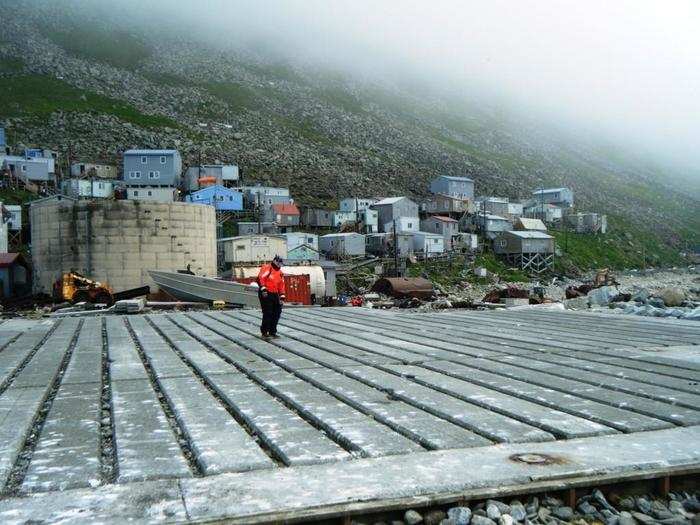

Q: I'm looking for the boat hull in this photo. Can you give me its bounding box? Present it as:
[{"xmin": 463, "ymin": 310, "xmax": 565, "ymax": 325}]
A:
[{"xmin": 148, "ymin": 270, "xmax": 260, "ymax": 307}]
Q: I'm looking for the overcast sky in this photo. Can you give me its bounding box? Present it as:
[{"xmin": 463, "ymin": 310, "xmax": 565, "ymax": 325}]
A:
[{"xmin": 87, "ymin": 1, "xmax": 700, "ymax": 175}]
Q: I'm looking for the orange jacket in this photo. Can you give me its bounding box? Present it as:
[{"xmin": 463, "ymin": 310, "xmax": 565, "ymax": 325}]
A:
[{"xmin": 257, "ymin": 264, "xmax": 286, "ymax": 295}]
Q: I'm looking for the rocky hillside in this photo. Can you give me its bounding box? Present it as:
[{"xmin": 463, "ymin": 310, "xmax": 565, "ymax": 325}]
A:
[{"xmin": 1, "ymin": 2, "xmax": 698, "ymax": 258}]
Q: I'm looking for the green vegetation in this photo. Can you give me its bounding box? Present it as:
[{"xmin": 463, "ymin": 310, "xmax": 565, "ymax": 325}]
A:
[
  {"xmin": 202, "ymin": 82, "xmax": 258, "ymax": 112},
  {"xmin": 0, "ymin": 188, "xmax": 39, "ymax": 206},
  {"xmin": 552, "ymin": 215, "xmax": 688, "ymax": 273},
  {"xmin": 47, "ymin": 28, "xmax": 150, "ymax": 69},
  {"xmin": 316, "ymin": 87, "xmax": 366, "ymax": 115},
  {"xmin": 0, "ymin": 56, "xmax": 24, "ymax": 74},
  {"xmin": 407, "ymin": 253, "xmax": 528, "ymax": 286},
  {"xmin": 0, "ymin": 75, "xmax": 178, "ymax": 129}
]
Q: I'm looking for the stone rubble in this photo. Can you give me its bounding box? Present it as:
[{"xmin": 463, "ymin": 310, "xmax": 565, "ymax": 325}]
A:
[{"xmin": 370, "ymin": 492, "xmax": 699, "ymax": 525}]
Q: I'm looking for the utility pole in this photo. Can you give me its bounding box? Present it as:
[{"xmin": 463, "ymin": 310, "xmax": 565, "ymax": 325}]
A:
[
  {"xmin": 393, "ymin": 218, "xmax": 399, "ymax": 277},
  {"xmin": 257, "ymin": 192, "xmax": 262, "ymax": 234}
]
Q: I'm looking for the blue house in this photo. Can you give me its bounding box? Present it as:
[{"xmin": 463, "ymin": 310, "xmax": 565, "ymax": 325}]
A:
[
  {"xmin": 122, "ymin": 149, "xmax": 182, "ymax": 187},
  {"xmin": 185, "ymin": 185, "xmax": 243, "ymax": 211},
  {"xmin": 429, "ymin": 176, "xmax": 475, "ymax": 200}
]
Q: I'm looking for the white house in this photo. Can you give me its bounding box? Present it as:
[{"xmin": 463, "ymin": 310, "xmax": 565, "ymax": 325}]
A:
[
  {"xmin": 384, "ymin": 216, "xmax": 419, "ymax": 234},
  {"xmin": 411, "ymin": 232, "xmax": 445, "ymax": 254},
  {"xmin": 339, "ymin": 198, "xmax": 378, "ymax": 213}
]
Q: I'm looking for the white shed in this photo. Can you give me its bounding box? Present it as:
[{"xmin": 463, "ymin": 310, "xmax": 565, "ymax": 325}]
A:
[
  {"xmin": 412, "ymin": 232, "xmax": 445, "ymax": 254},
  {"xmin": 319, "ymin": 233, "xmax": 366, "ymax": 257},
  {"xmin": 219, "ymin": 235, "xmax": 287, "ymax": 265}
]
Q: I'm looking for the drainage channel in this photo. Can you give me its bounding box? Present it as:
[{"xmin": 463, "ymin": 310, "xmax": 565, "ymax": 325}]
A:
[
  {"xmin": 166, "ymin": 314, "xmax": 369, "ymax": 457},
  {"xmin": 0, "ymin": 332, "xmax": 23, "ymax": 355},
  {"xmin": 0, "ymin": 321, "xmax": 62, "ymax": 396},
  {"xmin": 191, "ymin": 312, "xmax": 501, "ymax": 446},
  {"xmin": 2, "ymin": 320, "xmax": 82, "ymax": 496},
  {"xmin": 99, "ymin": 317, "xmax": 117, "ymax": 484},
  {"xmin": 143, "ymin": 316, "xmax": 286, "ymax": 467},
  {"xmin": 123, "ymin": 317, "xmax": 203, "ymax": 477}
]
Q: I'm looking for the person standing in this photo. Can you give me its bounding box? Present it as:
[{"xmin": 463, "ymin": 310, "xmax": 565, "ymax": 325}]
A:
[{"xmin": 256, "ymin": 255, "xmax": 285, "ymax": 338}]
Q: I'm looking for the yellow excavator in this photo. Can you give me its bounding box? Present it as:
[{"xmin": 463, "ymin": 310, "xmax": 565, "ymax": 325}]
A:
[{"xmin": 53, "ymin": 272, "xmax": 115, "ymax": 305}]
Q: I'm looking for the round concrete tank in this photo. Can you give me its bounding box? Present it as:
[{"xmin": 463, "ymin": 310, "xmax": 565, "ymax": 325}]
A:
[{"xmin": 30, "ymin": 197, "xmax": 217, "ymax": 294}]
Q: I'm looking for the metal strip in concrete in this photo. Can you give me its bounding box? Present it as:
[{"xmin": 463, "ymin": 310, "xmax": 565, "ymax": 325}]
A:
[
  {"xmin": 331, "ymin": 308, "xmax": 700, "ymax": 381},
  {"xmin": 443, "ymin": 310, "xmax": 695, "ymax": 347},
  {"xmin": 0, "ymin": 321, "xmax": 57, "ymax": 389},
  {"xmin": 315, "ymin": 308, "xmax": 700, "ymax": 394},
  {"xmin": 176, "ymin": 313, "xmax": 429, "ymax": 457},
  {"xmin": 279, "ymin": 309, "xmax": 700, "ymax": 424},
  {"xmin": 20, "ymin": 320, "xmax": 104, "ymax": 493},
  {"xmin": 0, "ymin": 319, "xmax": 81, "ymax": 492},
  {"xmin": 153, "ymin": 315, "xmax": 352, "ymax": 466},
  {"xmin": 126, "ymin": 317, "xmax": 274, "ymax": 475},
  {"xmin": 489, "ymin": 310, "xmax": 700, "ymax": 345},
  {"xmin": 224, "ymin": 312, "xmax": 556, "ymax": 443},
  {"xmin": 105, "ymin": 318, "xmax": 191, "ymax": 483}
]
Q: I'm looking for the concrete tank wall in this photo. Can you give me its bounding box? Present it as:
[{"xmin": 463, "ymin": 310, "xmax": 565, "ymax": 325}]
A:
[{"xmin": 30, "ymin": 199, "xmax": 217, "ymax": 294}]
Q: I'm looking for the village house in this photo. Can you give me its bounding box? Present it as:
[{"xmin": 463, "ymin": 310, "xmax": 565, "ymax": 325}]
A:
[
  {"xmin": 372, "ymin": 197, "xmax": 419, "ymax": 233},
  {"xmin": 70, "ymin": 162, "xmax": 118, "ymax": 179},
  {"xmin": 126, "ymin": 186, "xmax": 177, "ymax": 203},
  {"xmin": 0, "ymin": 252, "xmax": 31, "ymax": 299},
  {"xmin": 237, "ymin": 222, "xmax": 279, "ymax": 235},
  {"xmin": 429, "ymin": 175, "xmax": 474, "ymax": 200},
  {"xmin": 384, "ymin": 216, "xmax": 419, "ymax": 234},
  {"xmin": 61, "ymin": 179, "xmax": 114, "ymax": 199},
  {"xmin": 184, "ymin": 164, "xmax": 240, "ymax": 192},
  {"xmin": 1, "ymin": 155, "xmax": 54, "ymax": 183},
  {"xmin": 424, "ymin": 194, "xmax": 474, "ymax": 215},
  {"xmin": 265, "ymin": 202, "xmax": 300, "ymax": 228},
  {"xmin": 412, "ymin": 231, "xmax": 445, "ymax": 255},
  {"xmin": 301, "ymin": 207, "xmax": 333, "ymax": 228},
  {"xmin": 532, "ymin": 187, "xmax": 574, "ymax": 208},
  {"xmin": 523, "ymin": 202, "xmax": 564, "ymax": 223},
  {"xmin": 123, "ymin": 149, "xmax": 182, "ymax": 187},
  {"xmin": 319, "ymin": 232, "xmax": 366, "ymax": 258},
  {"xmin": 421, "ymin": 215, "xmax": 459, "ymax": 250},
  {"xmin": 358, "ymin": 208, "xmax": 379, "ymax": 233},
  {"xmin": 185, "ymin": 185, "xmax": 243, "ymax": 211},
  {"xmin": 242, "ymin": 185, "xmax": 291, "ymax": 208},
  {"xmin": 493, "ymin": 230, "xmax": 555, "ymax": 273},
  {"xmin": 514, "ymin": 217, "xmax": 548, "ymax": 232},
  {"xmin": 468, "ymin": 214, "xmax": 512, "ymax": 239},
  {"xmin": 507, "ymin": 202, "xmax": 524, "ymax": 219},
  {"xmin": 332, "ymin": 211, "xmax": 356, "ymax": 228},
  {"xmin": 477, "ymin": 197, "xmax": 510, "ymax": 217},
  {"xmin": 366, "ymin": 232, "xmax": 413, "ymax": 257},
  {"xmin": 284, "ymin": 232, "xmax": 320, "ymax": 261},
  {"xmin": 339, "ymin": 198, "xmax": 378, "ymax": 213},
  {"xmin": 218, "ymin": 235, "xmax": 287, "ymax": 266},
  {"xmin": 566, "ymin": 212, "xmax": 608, "ymax": 234}
]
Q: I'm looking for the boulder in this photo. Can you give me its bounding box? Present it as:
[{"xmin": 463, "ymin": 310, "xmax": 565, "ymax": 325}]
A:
[
  {"xmin": 656, "ymin": 287, "xmax": 686, "ymax": 307},
  {"xmin": 565, "ymin": 296, "xmax": 589, "ymax": 310},
  {"xmin": 587, "ymin": 286, "xmax": 619, "ymax": 306}
]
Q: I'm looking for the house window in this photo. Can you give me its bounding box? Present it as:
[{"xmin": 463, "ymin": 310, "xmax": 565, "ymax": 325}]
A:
[
  {"xmin": 130, "ymin": 171, "xmax": 141, "ymax": 179},
  {"xmin": 141, "ymin": 156, "xmax": 147, "ymax": 164},
  {"xmin": 21, "ymin": 165, "xmax": 27, "ymax": 172},
  {"xmin": 498, "ymin": 240, "xmax": 507, "ymax": 247},
  {"xmin": 308, "ymin": 237, "xmax": 314, "ymax": 243},
  {"xmin": 160, "ymin": 156, "xmax": 166, "ymax": 164},
  {"xmin": 148, "ymin": 171, "xmax": 160, "ymax": 179},
  {"xmin": 147, "ymin": 191, "xmax": 153, "ymax": 196},
  {"xmin": 407, "ymin": 222, "xmax": 413, "ymax": 228},
  {"xmin": 133, "ymin": 190, "xmax": 139, "ymax": 197},
  {"xmin": 435, "ymin": 224, "xmax": 439, "ymax": 232}
]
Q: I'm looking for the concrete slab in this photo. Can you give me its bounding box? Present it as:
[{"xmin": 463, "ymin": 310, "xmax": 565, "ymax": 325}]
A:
[{"xmin": 0, "ymin": 308, "xmax": 698, "ymax": 523}]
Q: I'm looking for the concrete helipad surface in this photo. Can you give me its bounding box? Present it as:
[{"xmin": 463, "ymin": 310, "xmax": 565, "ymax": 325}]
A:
[{"xmin": 0, "ymin": 308, "xmax": 699, "ymax": 523}]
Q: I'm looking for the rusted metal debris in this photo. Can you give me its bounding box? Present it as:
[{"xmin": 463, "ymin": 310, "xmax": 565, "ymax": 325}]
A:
[{"xmin": 371, "ymin": 277, "xmax": 435, "ymax": 299}]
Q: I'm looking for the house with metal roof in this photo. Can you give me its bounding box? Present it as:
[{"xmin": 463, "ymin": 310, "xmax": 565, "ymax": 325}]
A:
[
  {"xmin": 184, "ymin": 164, "xmax": 240, "ymax": 192},
  {"xmin": 371, "ymin": 197, "xmax": 419, "ymax": 233},
  {"xmin": 185, "ymin": 185, "xmax": 243, "ymax": 211},
  {"xmin": 122, "ymin": 149, "xmax": 182, "ymax": 187},
  {"xmin": 0, "ymin": 252, "xmax": 31, "ymax": 299},
  {"xmin": 493, "ymin": 230, "xmax": 555, "ymax": 273},
  {"xmin": 429, "ymin": 175, "xmax": 474, "ymax": 200},
  {"xmin": 411, "ymin": 231, "xmax": 445, "ymax": 255},
  {"xmin": 532, "ymin": 187, "xmax": 574, "ymax": 208},
  {"xmin": 265, "ymin": 202, "xmax": 300, "ymax": 228},
  {"xmin": 514, "ymin": 217, "xmax": 547, "ymax": 232},
  {"xmin": 421, "ymin": 215, "xmax": 459, "ymax": 249},
  {"xmin": 319, "ymin": 232, "xmax": 366, "ymax": 257}
]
